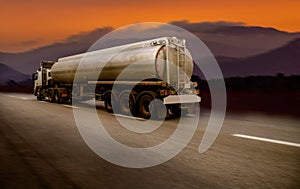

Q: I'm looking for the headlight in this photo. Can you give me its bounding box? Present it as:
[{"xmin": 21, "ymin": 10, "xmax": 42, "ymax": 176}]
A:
[{"xmin": 193, "ymin": 82, "xmax": 198, "ymax": 87}]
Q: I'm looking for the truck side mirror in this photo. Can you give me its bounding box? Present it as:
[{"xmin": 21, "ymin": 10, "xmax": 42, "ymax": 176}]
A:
[{"xmin": 32, "ymin": 73, "xmax": 38, "ymax": 80}]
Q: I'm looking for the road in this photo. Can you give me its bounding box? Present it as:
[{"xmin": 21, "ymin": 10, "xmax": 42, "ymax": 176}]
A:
[{"xmin": 0, "ymin": 93, "xmax": 299, "ymax": 188}]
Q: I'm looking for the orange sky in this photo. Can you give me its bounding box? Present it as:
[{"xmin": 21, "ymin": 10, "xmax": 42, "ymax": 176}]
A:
[{"xmin": 1, "ymin": 0, "xmax": 300, "ymax": 52}]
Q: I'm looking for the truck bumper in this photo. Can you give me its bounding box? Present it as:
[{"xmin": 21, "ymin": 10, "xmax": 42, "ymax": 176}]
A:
[{"xmin": 163, "ymin": 95, "xmax": 201, "ymax": 104}]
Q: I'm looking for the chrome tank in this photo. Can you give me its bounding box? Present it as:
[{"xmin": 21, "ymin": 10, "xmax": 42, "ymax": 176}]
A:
[{"xmin": 51, "ymin": 37, "xmax": 193, "ymax": 85}]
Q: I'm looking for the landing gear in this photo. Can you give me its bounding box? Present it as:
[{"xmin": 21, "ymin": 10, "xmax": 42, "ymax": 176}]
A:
[
  {"xmin": 104, "ymin": 92, "xmax": 114, "ymax": 113},
  {"xmin": 54, "ymin": 90, "xmax": 61, "ymax": 103}
]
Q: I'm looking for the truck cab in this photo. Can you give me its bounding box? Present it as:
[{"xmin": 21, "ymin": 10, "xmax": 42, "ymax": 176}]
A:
[{"xmin": 33, "ymin": 61, "xmax": 55, "ymax": 100}]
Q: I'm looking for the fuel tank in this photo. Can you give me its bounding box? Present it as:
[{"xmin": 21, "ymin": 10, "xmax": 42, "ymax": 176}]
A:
[{"xmin": 51, "ymin": 37, "xmax": 193, "ymax": 85}]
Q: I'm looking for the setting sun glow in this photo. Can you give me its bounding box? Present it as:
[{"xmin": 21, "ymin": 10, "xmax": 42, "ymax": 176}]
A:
[{"xmin": 1, "ymin": 0, "xmax": 299, "ymax": 52}]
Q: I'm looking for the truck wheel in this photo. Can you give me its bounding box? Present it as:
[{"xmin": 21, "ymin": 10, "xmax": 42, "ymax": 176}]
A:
[
  {"xmin": 37, "ymin": 96, "xmax": 43, "ymax": 101},
  {"xmin": 119, "ymin": 92, "xmax": 134, "ymax": 116},
  {"xmin": 138, "ymin": 94, "xmax": 167, "ymax": 119},
  {"xmin": 48, "ymin": 90, "xmax": 54, "ymax": 103},
  {"xmin": 138, "ymin": 94, "xmax": 153, "ymax": 119},
  {"xmin": 36, "ymin": 88, "xmax": 44, "ymax": 101},
  {"xmin": 104, "ymin": 93, "xmax": 114, "ymax": 113}
]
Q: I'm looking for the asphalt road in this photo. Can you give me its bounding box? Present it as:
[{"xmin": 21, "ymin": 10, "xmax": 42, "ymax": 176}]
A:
[{"xmin": 0, "ymin": 93, "xmax": 299, "ymax": 189}]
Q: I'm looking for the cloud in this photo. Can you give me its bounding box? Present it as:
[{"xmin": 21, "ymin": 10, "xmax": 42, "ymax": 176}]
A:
[
  {"xmin": 65, "ymin": 27, "xmax": 114, "ymax": 43},
  {"xmin": 170, "ymin": 20, "xmax": 245, "ymax": 33},
  {"xmin": 18, "ymin": 39, "xmax": 41, "ymax": 46},
  {"xmin": 62, "ymin": 20, "xmax": 245, "ymax": 48}
]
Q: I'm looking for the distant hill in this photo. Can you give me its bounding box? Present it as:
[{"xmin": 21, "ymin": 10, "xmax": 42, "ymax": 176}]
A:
[
  {"xmin": 0, "ymin": 63, "xmax": 30, "ymax": 84},
  {"xmin": 219, "ymin": 38, "xmax": 300, "ymax": 76},
  {"xmin": 0, "ymin": 42, "xmax": 96, "ymax": 75}
]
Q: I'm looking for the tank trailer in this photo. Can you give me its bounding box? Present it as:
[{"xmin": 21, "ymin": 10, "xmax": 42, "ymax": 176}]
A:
[{"xmin": 33, "ymin": 37, "xmax": 201, "ymax": 118}]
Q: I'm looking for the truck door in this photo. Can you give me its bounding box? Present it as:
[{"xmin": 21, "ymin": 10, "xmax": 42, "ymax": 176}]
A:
[{"xmin": 42, "ymin": 68, "xmax": 47, "ymax": 86}]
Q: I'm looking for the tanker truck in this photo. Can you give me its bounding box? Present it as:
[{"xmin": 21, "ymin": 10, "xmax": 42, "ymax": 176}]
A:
[{"xmin": 32, "ymin": 37, "xmax": 201, "ymax": 119}]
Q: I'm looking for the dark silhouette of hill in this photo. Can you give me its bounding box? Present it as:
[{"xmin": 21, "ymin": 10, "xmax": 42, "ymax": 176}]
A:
[
  {"xmin": 0, "ymin": 63, "xmax": 30, "ymax": 84},
  {"xmin": 0, "ymin": 42, "xmax": 95, "ymax": 75},
  {"xmin": 219, "ymin": 38, "xmax": 300, "ymax": 76}
]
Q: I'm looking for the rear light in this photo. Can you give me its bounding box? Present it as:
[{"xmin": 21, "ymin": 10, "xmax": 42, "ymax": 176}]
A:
[
  {"xmin": 160, "ymin": 90, "xmax": 171, "ymax": 96},
  {"xmin": 194, "ymin": 89, "xmax": 200, "ymax": 95},
  {"xmin": 170, "ymin": 90, "xmax": 176, "ymax": 95},
  {"xmin": 61, "ymin": 89, "xmax": 68, "ymax": 97}
]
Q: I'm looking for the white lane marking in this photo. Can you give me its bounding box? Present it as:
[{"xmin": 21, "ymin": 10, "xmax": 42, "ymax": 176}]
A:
[
  {"xmin": 113, "ymin": 114, "xmax": 146, "ymax": 121},
  {"xmin": 232, "ymin": 134, "xmax": 300, "ymax": 148},
  {"xmin": 8, "ymin": 95, "xmax": 28, "ymax": 100},
  {"xmin": 63, "ymin": 105, "xmax": 79, "ymax": 109}
]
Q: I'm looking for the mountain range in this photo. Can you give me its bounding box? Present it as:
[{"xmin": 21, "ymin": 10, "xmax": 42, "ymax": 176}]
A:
[
  {"xmin": 218, "ymin": 38, "xmax": 300, "ymax": 76},
  {"xmin": 0, "ymin": 21, "xmax": 299, "ymax": 84},
  {"xmin": 0, "ymin": 63, "xmax": 30, "ymax": 84}
]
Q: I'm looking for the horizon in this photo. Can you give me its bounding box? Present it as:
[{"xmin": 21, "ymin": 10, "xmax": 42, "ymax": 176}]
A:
[{"xmin": 1, "ymin": 0, "xmax": 300, "ymax": 52}]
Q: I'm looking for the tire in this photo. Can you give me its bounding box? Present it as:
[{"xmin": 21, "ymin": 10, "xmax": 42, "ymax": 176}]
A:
[
  {"xmin": 119, "ymin": 93, "xmax": 134, "ymax": 116},
  {"xmin": 104, "ymin": 93, "xmax": 114, "ymax": 113},
  {"xmin": 138, "ymin": 94, "xmax": 153, "ymax": 119},
  {"xmin": 48, "ymin": 90, "xmax": 54, "ymax": 103},
  {"xmin": 138, "ymin": 94, "xmax": 167, "ymax": 119},
  {"xmin": 36, "ymin": 88, "xmax": 44, "ymax": 101}
]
